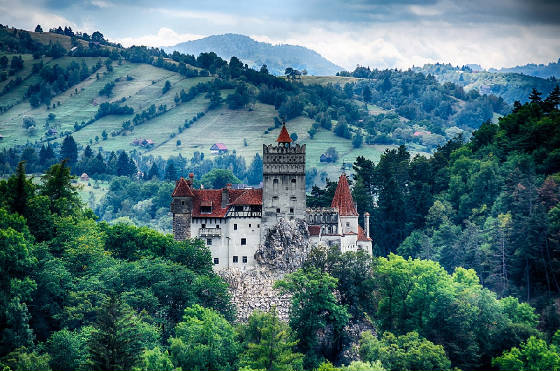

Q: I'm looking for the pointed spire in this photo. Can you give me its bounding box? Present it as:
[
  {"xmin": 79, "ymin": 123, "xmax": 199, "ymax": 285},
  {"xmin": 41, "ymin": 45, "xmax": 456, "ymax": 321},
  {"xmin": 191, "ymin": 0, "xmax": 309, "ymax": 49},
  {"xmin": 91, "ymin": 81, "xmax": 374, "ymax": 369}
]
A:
[
  {"xmin": 331, "ymin": 174, "xmax": 358, "ymax": 216},
  {"xmin": 276, "ymin": 123, "xmax": 293, "ymax": 143},
  {"xmin": 172, "ymin": 177, "xmax": 195, "ymax": 197}
]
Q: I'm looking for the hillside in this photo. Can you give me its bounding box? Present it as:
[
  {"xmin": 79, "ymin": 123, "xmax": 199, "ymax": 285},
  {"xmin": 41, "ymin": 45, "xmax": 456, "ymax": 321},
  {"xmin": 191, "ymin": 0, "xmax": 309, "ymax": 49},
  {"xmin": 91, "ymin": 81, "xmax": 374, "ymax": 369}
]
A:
[
  {"xmin": 412, "ymin": 63, "xmax": 558, "ymax": 104},
  {"xmin": 490, "ymin": 58, "xmax": 560, "ymax": 79},
  {"xmin": 0, "ymin": 26, "xmax": 516, "ymax": 186},
  {"xmin": 166, "ymin": 33, "xmax": 342, "ymax": 76}
]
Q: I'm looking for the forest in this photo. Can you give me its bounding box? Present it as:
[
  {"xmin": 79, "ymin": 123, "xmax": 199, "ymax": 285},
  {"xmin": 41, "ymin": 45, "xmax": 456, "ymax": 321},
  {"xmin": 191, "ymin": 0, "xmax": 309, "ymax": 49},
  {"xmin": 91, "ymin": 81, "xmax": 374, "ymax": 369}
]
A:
[
  {"xmin": 1, "ymin": 23, "xmax": 560, "ymax": 371},
  {"xmin": 0, "ymin": 86, "xmax": 559, "ymax": 371}
]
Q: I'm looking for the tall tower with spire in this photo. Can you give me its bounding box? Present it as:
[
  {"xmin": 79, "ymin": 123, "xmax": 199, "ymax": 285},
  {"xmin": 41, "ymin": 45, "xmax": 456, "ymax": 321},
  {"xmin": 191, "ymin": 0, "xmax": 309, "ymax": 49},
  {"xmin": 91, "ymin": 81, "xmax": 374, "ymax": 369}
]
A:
[{"xmin": 261, "ymin": 124, "xmax": 306, "ymax": 239}]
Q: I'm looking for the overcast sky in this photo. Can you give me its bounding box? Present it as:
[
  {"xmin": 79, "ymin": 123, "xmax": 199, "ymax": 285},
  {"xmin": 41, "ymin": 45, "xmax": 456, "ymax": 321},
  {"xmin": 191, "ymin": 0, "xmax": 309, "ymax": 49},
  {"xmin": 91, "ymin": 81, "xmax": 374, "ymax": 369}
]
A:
[{"xmin": 1, "ymin": 0, "xmax": 559, "ymax": 70}]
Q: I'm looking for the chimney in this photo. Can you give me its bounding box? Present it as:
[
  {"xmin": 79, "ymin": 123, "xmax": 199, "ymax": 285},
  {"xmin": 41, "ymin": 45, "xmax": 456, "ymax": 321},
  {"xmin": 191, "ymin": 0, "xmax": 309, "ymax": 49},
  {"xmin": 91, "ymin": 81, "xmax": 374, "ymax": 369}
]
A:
[
  {"xmin": 364, "ymin": 212, "xmax": 370, "ymax": 238},
  {"xmin": 222, "ymin": 187, "xmax": 229, "ymax": 208}
]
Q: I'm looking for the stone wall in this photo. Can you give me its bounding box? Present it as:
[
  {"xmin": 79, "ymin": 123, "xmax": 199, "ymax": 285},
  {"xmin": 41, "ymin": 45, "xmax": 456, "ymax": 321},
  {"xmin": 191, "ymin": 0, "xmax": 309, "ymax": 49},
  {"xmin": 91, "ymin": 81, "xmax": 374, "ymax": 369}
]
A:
[
  {"xmin": 219, "ymin": 268, "xmax": 292, "ymax": 322},
  {"xmin": 220, "ymin": 218, "xmax": 311, "ymax": 322}
]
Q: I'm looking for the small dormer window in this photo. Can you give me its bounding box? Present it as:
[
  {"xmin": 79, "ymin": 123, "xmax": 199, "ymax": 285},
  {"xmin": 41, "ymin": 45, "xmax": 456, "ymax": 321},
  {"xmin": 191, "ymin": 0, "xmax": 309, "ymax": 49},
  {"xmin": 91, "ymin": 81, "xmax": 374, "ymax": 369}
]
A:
[{"xmin": 201, "ymin": 206, "xmax": 212, "ymax": 214}]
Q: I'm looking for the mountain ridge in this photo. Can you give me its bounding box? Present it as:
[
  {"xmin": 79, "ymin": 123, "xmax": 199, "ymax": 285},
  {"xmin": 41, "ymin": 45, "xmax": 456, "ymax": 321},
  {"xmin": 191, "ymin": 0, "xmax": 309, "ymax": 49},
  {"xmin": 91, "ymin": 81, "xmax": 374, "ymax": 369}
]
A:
[{"xmin": 165, "ymin": 33, "xmax": 342, "ymax": 76}]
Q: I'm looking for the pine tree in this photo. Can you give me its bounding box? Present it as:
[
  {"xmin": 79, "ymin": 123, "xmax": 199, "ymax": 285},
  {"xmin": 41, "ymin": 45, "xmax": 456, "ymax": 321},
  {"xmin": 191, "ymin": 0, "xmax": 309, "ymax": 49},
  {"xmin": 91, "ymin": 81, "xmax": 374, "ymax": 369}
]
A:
[
  {"xmin": 84, "ymin": 145, "xmax": 94, "ymax": 159},
  {"xmin": 8, "ymin": 161, "xmax": 34, "ymax": 216},
  {"xmin": 543, "ymin": 85, "xmax": 560, "ymax": 112},
  {"xmin": 106, "ymin": 152, "xmax": 117, "ymax": 175},
  {"xmin": 164, "ymin": 159, "xmax": 177, "ymax": 181},
  {"xmin": 146, "ymin": 162, "xmax": 160, "ymax": 180},
  {"xmin": 60, "ymin": 135, "xmax": 78, "ymax": 166},
  {"xmin": 41, "ymin": 160, "xmax": 80, "ymax": 216},
  {"xmin": 38, "ymin": 145, "xmax": 48, "ymax": 166},
  {"xmin": 88, "ymin": 296, "xmax": 143, "ymax": 371},
  {"xmin": 92, "ymin": 152, "xmax": 107, "ymax": 174},
  {"xmin": 116, "ymin": 152, "xmax": 134, "ymax": 177},
  {"xmin": 529, "ymin": 88, "xmax": 542, "ymax": 103}
]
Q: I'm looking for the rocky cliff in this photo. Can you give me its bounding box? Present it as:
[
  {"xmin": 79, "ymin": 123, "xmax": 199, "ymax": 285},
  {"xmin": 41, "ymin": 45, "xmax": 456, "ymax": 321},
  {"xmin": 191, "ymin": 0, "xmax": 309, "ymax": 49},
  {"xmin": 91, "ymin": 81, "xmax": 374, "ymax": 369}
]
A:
[{"xmin": 219, "ymin": 218, "xmax": 311, "ymax": 322}]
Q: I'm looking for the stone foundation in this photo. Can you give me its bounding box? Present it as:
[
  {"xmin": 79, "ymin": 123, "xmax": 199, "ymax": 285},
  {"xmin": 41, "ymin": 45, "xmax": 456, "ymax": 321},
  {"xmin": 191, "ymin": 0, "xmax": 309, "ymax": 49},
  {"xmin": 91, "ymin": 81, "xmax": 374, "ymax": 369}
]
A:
[
  {"xmin": 219, "ymin": 268, "xmax": 292, "ymax": 322},
  {"xmin": 220, "ymin": 218, "xmax": 311, "ymax": 322}
]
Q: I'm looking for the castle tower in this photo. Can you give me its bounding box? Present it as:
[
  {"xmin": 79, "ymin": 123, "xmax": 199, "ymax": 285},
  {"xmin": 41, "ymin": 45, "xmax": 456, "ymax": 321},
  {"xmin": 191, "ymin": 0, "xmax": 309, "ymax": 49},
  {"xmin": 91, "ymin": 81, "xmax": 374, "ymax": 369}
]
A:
[
  {"xmin": 261, "ymin": 124, "xmax": 306, "ymax": 238},
  {"xmin": 331, "ymin": 173, "xmax": 359, "ymax": 234},
  {"xmin": 171, "ymin": 174, "xmax": 194, "ymax": 240}
]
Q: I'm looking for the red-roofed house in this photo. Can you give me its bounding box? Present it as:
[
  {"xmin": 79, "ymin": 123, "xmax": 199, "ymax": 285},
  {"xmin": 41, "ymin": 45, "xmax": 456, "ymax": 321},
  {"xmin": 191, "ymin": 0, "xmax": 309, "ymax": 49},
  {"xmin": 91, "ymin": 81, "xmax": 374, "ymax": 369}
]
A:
[{"xmin": 210, "ymin": 143, "xmax": 228, "ymax": 154}]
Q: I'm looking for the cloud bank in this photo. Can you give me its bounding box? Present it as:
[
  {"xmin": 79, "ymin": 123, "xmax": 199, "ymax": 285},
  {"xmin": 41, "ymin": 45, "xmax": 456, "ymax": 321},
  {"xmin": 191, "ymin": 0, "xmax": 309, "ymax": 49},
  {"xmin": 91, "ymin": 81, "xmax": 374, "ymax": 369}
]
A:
[{"xmin": 1, "ymin": 0, "xmax": 559, "ymax": 70}]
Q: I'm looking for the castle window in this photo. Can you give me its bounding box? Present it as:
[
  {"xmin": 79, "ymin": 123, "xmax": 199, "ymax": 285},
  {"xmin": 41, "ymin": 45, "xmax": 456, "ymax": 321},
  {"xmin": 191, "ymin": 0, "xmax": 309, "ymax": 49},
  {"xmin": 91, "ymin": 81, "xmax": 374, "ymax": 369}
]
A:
[
  {"xmin": 181, "ymin": 201, "xmax": 185, "ymax": 205},
  {"xmin": 249, "ymin": 224, "xmax": 251, "ymax": 228},
  {"xmin": 346, "ymin": 222, "xmax": 350, "ymax": 227},
  {"xmin": 290, "ymin": 196, "xmax": 297, "ymax": 202},
  {"xmin": 273, "ymin": 178, "xmax": 279, "ymax": 192},
  {"xmin": 241, "ymin": 238, "xmax": 247, "ymax": 245},
  {"xmin": 234, "ymin": 224, "xmax": 237, "ymax": 230},
  {"xmin": 243, "ymin": 256, "xmax": 248, "ymax": 263},
  {"xmin": 291, "ymin": 178, "xmax": 296, "ymax": 190},
  {"xmin": 201, "ymin": 205, "xmax": 212, "ymax": 214},
  {"xmin": 257, "ymin": 224, "xmax": 260, "ymax": 228},
  {"xmin": 213, "ymin": 258, "xmax": 219, "ymax": 265},
  {"xmin": 202, "ymin": 223, "xmax": 206, "ymax": 228},
  {"xmin": 207, "ymin": 238, "xmax": 212, "ymax": 245},
  {"xmin": 276, "ymin": 208, "xmax": 280, "ymax": 213},
  {"xmin": 290, "ymin": 208, "xmax": 294, "ymax": 213},
  {"xmin": 272, "ymin": 196, "xmax": 278, "ymax": 206},
  {"xmin": 233, "ymin": 256, "xmax": 238, "ymax": 263}
]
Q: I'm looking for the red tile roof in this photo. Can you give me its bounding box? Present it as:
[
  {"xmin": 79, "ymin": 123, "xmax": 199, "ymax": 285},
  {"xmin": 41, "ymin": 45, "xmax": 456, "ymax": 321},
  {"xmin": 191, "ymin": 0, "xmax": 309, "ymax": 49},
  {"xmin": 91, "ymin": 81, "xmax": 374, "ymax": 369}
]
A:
[
  {"xmin": 172, "ymin": 177, "xmax": 195, "ymax": 197},
  {"xmin": 358, "ymin": 225, "xmax": 372, "ymax": 241},
  {"xmin": 276, "ymin": 124, "xmax": 293, "ymax": 143},
  {"xmin": 211, "ymin": 143, "xmax": 228, "ymax": 150},
  {"xmin": 229, "ymin": 188, "xmax": 263, "ymax": 206},
  {"xmin": 331, "ymin": 174, "xmax": 358, "ymax": 216},
  {"xmin": 173, "ymin": 186, "xmax": 263, "ymax": 218},
  {"xmin": 308, "ymin": 225, "xmax": 321, "ymax": 236},
  {"xmin": 192, "ymin": 189, "xmax": 227, "ymax": 217}
]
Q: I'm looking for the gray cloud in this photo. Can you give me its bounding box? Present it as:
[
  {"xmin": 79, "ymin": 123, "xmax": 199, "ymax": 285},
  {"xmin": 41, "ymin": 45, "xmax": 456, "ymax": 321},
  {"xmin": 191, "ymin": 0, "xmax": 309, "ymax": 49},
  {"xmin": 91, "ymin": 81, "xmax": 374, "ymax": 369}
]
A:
[{"xmin": 1, "ymin": 0, "xmax": 559, "ymax": 69}]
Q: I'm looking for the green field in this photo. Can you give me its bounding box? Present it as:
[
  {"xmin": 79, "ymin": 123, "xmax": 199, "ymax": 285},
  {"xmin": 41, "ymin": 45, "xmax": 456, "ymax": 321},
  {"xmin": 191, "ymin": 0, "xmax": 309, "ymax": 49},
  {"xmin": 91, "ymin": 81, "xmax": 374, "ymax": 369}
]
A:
[{"xmin": 0, "ymin": 54, "xmax": 425, "ymax": 180}]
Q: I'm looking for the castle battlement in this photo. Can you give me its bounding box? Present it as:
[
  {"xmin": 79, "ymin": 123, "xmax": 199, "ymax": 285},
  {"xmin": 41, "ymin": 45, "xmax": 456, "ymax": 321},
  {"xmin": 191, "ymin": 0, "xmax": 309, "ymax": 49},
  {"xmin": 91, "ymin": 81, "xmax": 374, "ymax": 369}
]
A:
[{"xmin": 262, "ymin": 143, "xmax": 306, "ymax": 154}]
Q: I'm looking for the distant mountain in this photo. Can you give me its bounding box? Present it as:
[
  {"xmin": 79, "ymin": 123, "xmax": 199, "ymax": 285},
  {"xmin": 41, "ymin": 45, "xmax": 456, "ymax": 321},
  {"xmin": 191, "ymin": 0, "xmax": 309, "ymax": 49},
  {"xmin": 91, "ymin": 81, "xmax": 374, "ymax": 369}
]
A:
[
  {"xmin": 412, "ymin": 63, "xmax": 557, "ymax": 104},
  {"xmin": 489, "ymin": 58, "xmax": 560, "ymax": 79},
  {"xmin": 166, "ymin": 33, "xmax": 342, "ymax": 76}
]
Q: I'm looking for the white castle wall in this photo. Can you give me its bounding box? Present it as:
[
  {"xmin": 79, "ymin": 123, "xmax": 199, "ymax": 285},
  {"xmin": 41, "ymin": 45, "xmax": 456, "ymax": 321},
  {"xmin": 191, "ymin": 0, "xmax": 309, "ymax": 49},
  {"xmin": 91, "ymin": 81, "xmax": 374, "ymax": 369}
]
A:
[{"xmin": 191, "ymin": 217, "xmax": 262, "ymax": 270}]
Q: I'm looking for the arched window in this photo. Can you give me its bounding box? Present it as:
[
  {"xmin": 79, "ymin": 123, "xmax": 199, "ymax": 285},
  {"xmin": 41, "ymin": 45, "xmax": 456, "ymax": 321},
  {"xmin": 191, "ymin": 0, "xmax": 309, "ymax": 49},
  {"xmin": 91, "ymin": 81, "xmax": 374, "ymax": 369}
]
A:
[
  {"xmin": 273, "ymin": 178, "xmax": 279, "ymax": 192},
  {"xmin": 291, "ymin": 178, "xmax": 296, "ymax": 190}
]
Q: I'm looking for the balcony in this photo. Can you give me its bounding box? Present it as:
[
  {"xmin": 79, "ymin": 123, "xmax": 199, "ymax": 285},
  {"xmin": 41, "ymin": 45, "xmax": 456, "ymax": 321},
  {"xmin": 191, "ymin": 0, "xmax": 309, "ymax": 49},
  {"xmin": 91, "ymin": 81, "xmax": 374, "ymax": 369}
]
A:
[{"xmin": 198, "ymin": 228, "xmax": 222, "ymax": 237}]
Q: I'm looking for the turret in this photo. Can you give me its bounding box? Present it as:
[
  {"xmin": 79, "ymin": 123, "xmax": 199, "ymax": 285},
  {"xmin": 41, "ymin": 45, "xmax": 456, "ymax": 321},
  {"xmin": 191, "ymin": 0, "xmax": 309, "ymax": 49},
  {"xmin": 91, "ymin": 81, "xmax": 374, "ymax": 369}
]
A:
[
  {"xmin": 261, "ymin": 124, "xmax": 306, "ymax": 239},
  {"xmin": 171, "ymin": 174, "xmax": 194, "ymax": 240}
]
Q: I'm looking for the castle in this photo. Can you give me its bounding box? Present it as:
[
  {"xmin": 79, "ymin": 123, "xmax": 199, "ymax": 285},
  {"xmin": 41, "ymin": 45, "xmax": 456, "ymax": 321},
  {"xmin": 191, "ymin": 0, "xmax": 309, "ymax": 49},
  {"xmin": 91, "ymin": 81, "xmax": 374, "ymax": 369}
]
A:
[{"xmin": 170, "ymin": 124, "xmax": 372, "ymax": 270}]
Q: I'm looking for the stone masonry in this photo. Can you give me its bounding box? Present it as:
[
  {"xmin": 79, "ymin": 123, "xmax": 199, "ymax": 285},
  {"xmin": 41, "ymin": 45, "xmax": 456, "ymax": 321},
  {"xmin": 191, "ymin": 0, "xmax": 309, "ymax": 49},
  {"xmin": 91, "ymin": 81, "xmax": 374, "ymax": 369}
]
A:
[{"xmin": 219, "ymin": 218, "xmax": 311, "ymax": 322}]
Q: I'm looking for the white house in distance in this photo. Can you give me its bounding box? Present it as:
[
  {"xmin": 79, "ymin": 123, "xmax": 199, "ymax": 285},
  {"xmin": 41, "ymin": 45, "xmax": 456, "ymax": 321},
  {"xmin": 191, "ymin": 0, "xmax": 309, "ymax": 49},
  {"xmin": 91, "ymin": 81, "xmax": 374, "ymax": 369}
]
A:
[{"xmin": 171, "ymin": 124, "xmax": 372, "ymax": 271}]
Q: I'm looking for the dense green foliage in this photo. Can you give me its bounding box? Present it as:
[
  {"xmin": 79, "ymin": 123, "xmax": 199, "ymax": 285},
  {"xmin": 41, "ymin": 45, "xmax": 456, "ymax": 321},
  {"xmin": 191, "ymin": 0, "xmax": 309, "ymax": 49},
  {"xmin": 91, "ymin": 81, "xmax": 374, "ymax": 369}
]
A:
[
  {"xmin": 493, "ymin": 331, "xmax": 560, "ymax": 370},
  {"xmin": 359, "ymin": 331, "xmax": 451, "ymax": 371},
  {"xmin": 0, "ymin": 160, "xmax": 235, "ymax": 370},
  {"xmin": 237, "ymin": 308, "xmax": 304, "ymax": 371},
  {"xmin": 275, "ymin": 268, "xmax": 350, "ymax": 369}
]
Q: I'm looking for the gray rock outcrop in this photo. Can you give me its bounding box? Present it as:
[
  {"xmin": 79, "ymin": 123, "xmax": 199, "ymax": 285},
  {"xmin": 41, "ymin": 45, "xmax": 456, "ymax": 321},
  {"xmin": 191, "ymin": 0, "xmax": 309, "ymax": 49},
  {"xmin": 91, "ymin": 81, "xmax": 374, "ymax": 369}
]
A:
[{"xmin": 220, "ymin": 218, "xmax": 311, "ymax": 322}]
